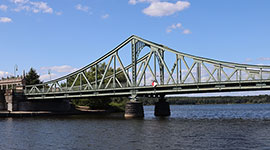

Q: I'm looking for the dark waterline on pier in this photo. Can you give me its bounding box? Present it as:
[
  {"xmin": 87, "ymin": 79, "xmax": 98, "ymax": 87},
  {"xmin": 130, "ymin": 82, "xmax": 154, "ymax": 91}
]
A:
[{"xmin": 1, "ymin": 104, "xmax": 270, "ymax": 150}]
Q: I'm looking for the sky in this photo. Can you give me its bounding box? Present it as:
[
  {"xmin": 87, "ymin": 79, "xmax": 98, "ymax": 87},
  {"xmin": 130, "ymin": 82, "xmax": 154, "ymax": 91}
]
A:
[{"xmin": 1, "ymin": 0, "xmax": 270, "ymax": 96}]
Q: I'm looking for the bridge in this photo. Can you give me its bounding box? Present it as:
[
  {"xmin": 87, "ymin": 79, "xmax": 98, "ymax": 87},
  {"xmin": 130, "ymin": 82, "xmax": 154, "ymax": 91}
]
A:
[{"xmin": 4, "ymin": 35, "xmax": 270, "ymax": 117}]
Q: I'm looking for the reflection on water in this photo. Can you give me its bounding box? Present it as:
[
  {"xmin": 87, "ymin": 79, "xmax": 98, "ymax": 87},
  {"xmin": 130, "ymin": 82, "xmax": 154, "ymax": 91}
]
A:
[{"xmin": 0, "ymin": 104, "xmax": 270, "ymax": 150}]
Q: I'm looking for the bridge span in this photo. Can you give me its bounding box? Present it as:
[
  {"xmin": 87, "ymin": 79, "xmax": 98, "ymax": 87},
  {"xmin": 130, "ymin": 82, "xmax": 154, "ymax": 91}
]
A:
[
  {"xmin": 5, "ymin": 35, "xmax": 270, "ymax": 117},
  {"xmin": 25, "ymin": 35, "xmax": 270, "ymax": 98}
]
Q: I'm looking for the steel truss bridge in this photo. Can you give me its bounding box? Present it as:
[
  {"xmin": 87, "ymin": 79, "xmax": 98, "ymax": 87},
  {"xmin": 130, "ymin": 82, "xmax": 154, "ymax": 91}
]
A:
[{"xmin": 25, "ymin": 35, "xmax": 270, "ymax": 100}]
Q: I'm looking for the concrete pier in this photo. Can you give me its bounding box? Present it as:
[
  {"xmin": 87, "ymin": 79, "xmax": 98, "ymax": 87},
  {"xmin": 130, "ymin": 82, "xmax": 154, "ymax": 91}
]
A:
[
  {"xmin": 154, "ymin": 96, "xmax": 170, "ymax": 117},
  {"xmin": 124, "ymin": 101, "xmax": 144, "ymax": 118}
]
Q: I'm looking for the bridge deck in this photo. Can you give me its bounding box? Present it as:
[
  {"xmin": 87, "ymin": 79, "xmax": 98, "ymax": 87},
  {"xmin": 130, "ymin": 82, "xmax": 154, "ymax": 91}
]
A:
[{"xmin": 25, "ymin": 80, "xmax": 270, "ymax": 99}]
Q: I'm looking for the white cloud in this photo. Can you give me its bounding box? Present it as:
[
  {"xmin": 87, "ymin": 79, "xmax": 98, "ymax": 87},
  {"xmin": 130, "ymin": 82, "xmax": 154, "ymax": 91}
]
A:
[
  {"xmin": 245, "ymin": 58, "xmax": 253, "ymax": 62},
  {"xmin": 128, "ymin": 0, "xmax": 158, "ymax": 5},
  {"xmin": 0, "ymin": 71, "xmax": 10, "ymax": 78},
  {"xmin": 29, "ymin": 1, "xmax": 53, "ymax": 13},
  {"xmin": 183, "ymin": 29, "xmax": 191, "ymax": 34},
  {"xmin": 41, "ymin": 65, "xmax": 78, "ymax": 73},
  {"xmin": 258, "ymin": 57, "xmax": 270, "ymax": 61},
  {"xmin": 0, "ymin": 17, "xmax": 12, "ymax": 23},
  {"xmin": 129, "ymin": 0, "xmax": 190, "ymax": 17},
  {"xmin": 39, "ymin": 65, "xmax": 78, "ymax": 81},
  {"xmin": 10, "ymin": 0, "xmax": 29, "ymax": 4},
  {"xmin": 101, "ymin": 14, "xmax": 109, "ymax": 19},
  {"xmin": 39, "ymin": 73, "xmax": 57, "ymax": 81},
  {"xmin": 0, "ymin": 5, "xmax": 8, "ymax": 11},
  {"xmin": 166, "ymin": 23, "xmax": 182, "ymax": 33},
  {"xmin": 55, "ymin": 11, "xmax": 62, "ymax": 16},
  {"xmin": 166, "ymin": 22, "xmax": 191, "ymax": 34},
  {"xmin": 10, "ymin": 0, "xmax": 53, "ymax": 14},
  {"xmin": 143, "ymin": 1, "xmax": 190, "ymax": 17},
  {"xmin": 75, "ymin": 4, "xmax": 89, "ymax": 12}
]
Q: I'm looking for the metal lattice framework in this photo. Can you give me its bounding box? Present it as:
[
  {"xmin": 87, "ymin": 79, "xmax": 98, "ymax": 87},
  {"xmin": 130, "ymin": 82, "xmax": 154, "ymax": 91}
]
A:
[{"xmin": 25, "ymin": 35, "xmax": 270, "ymax": 100}]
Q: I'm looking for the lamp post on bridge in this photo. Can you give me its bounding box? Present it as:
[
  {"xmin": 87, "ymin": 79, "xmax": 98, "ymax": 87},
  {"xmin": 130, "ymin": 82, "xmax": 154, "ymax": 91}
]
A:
[
  {"xmin": 14, "ymin": 64, "xmax": 18, "ymax": 78},
  {"xmin": 48, "ymin": 69, "xmax": 51, "ymax": 81}
]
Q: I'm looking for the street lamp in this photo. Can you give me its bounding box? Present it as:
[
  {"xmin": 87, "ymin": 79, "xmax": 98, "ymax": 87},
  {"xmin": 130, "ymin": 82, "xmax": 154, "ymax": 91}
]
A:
[
  {"xmin": 48, "ymin": 69, "xmax": 51, "ymax": 81},
  {"xmin": 14, "ymin": 64, "xmax": 18, "ymax": 78}
]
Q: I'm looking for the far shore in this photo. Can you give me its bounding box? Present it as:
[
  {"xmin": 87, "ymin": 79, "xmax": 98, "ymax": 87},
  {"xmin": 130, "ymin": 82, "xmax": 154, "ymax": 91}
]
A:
[{"xmin": 142, "ymin": 95, "xmax": 270, "ymax": 105}]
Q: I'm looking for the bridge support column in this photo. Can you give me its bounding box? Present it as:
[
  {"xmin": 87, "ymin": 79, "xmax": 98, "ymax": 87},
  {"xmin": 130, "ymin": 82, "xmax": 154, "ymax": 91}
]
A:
[
  {"xmin": 124, "ymin": 95, "xmax": 144, "ymax": 118},
  {"xmin": 154, "ymin": 95, "xmax": 170, "ymax": 117},
  {"xmin": 5, "ymin": 90, "xmax": 21, "ymax": 111}
]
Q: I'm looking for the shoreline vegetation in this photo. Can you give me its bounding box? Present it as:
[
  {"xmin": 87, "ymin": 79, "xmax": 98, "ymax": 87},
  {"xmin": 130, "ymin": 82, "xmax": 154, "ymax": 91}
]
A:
[
  {"xmin": 144, "ymin": 95, "xmax": 270, "ymax": 105},
  {"xmin": 72, "ymin": 95, "xmax": 270, "ymax": 112}
]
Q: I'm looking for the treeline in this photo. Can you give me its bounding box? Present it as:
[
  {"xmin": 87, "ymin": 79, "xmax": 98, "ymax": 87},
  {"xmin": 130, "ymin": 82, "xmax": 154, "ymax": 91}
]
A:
[{"xmin": 141, "ymin": 95, "xmax": 270, "ymax": 105}]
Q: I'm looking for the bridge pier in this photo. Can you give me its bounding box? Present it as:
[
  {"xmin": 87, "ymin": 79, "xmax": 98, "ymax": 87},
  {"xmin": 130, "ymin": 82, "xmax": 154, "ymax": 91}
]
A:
[
  {"xmin": 154, "ymin": 95, "xmax": 170, "ymax": 117},
  {"xmin": 124, "ymin": 95, "xmax": 144, "ymax": 118}
]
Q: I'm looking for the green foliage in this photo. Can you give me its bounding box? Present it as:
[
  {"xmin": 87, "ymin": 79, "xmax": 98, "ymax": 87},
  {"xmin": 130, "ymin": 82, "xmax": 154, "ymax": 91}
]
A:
[
  {"xmin": 87, "ymin": 98, "xmax": 112, "ymax": 110},
  {"xmin": 71, "ymin": 99, "xmax": 91, "ymax": 106},
  {"xmin": 109, "ymin": 97, "xmax": 129, "ymax": 112},
  {"xmin": 25, "ymin": 68, "xmax": 42, "ymax": 85},
  {"xmin": 140, "ymin": 95, "xmax": 270, "ymax": 105},
  {"xmin": 67, "ymin": 62, "xmax": 126, "ymax": 87}
]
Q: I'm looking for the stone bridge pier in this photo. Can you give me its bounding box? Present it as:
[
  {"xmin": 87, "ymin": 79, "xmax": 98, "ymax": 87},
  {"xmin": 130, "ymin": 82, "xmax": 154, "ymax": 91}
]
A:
[
  {"xmin": 154, "ymin": 95, "xmax": 171, "ymax": 117},
  {"xmin": 124, "ymin": 94, "xmax": 171, "ymax": 118}
]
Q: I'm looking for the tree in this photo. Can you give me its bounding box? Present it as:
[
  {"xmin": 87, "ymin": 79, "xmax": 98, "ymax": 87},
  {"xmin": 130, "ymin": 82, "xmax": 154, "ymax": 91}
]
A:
[
  {"xmin": 25, "ymin": 68, "xmax": 42, "ymax": 85},
  {"xmin": 66, "ymin": 62, "xmax": 127, "ymax": 87}
]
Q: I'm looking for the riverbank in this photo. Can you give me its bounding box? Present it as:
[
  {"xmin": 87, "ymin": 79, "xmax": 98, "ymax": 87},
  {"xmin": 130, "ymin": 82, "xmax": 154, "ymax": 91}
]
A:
[{"xmin": 0, "ymin": 106, "xmax": 109, "ymax": 117}]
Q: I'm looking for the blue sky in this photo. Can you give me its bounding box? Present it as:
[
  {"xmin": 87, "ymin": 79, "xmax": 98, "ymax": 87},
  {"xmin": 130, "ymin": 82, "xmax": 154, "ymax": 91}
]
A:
[{"xmin": 1, "ymin": 0, "xmax": 270, "ymax": 95}]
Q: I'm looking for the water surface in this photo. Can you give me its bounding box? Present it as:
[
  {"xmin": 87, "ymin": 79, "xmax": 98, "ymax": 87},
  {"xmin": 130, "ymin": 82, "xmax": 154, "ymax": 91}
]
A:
[{"xmin": 1, "ymin": 104, "xmax": 270, "ymax": 150}]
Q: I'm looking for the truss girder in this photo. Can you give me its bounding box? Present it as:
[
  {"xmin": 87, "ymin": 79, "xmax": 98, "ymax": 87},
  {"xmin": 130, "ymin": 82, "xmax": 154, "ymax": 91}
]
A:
[{"xmin": 24, "ymin": 35, "xmax": 270, "ymax": 98}]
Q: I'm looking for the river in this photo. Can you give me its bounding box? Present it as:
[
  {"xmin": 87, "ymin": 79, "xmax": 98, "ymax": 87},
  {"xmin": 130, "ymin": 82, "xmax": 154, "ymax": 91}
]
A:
[{"xmin": 1, "ymin": 104, "xmax": 270, "ymax": 150}]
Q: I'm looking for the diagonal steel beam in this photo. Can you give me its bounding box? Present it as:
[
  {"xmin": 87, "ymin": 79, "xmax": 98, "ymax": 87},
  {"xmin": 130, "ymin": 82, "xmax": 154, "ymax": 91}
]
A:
[
  {"xmin": 155, "ymin": 48, "xmax": 176, "ymax": 84},
  {"xmin": 137, "ymin": 50, "xmax": 154, "ymax": 86},
  {"xmin": 69, "ymin": 74, "xmax": 80, "ymax": 91},
  {"xmin": 228, "ymin": 69, "xmax": 238, "ymax": 81},
  {"xmin": 206, "ymin": 68, "xmax": 217, "ymax": 82},
  {"xmin": 136, "ymin": 61, "xmax": 144, "ymax": 77},
  {"xmin": 29, "ymin": 86, "xmax": 35, "ymax": 93},
  {"xmin": 98, "ymin": 55, "xmax": 113, "ymax": 89},
  {"xmin": 182, "ymin": 62, "xmax": 196, "ymax": 83},
  {"xmin": 115, "ymin": 77, "xmax": 123, "ymax": 88},
  {"xmin": 47, "ymin": 83, "xmax": 55, "ymax": 93},
  {"xmin": 182, "ymin": 57, "xmax": 196, "ymax": 82},
  {"xmin": 115, "ymin": 53, "xmax": 132, "ymax": 87},
  {"xmin": 105, "ymin": 77, "xmax": 113, "ymax": 89},
  {"xmin": 56, "ymin": 81, "xmax": 63, "ymax": 92},
  {"xmin": 166, "ymin": 59, "xmax": 178, "ymax": 84},
  {"xmin": 81, "ymin": 72, "xmax": 93, "ymax": 90},
  {"xmin": 147, "ymin": 63, "xmax": 159, "ymax": 85},
  {"xmin": 221, "ymin": 67, "xmax": 230, "ymax": 81}
]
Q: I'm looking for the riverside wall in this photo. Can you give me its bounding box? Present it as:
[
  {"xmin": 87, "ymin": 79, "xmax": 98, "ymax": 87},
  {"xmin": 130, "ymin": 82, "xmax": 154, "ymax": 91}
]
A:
[
  {"xmin": 0, "ymin": 90, "xmax": 6, "ymax": 110},
  {"xmin": 3, "ymin": 90, "xmax": 71, "ymax": 112}
]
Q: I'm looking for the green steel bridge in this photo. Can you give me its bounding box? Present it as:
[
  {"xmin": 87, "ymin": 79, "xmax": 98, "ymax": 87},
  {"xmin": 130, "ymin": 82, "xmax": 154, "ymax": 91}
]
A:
[{"xmin": 25, "ymin": 35, "xmax": 270, "ymax": 100}]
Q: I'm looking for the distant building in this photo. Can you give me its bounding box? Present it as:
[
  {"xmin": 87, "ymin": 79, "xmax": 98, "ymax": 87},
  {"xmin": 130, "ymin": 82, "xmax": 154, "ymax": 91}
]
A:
[{"xmin": 0, "ymin": 77, "xmax": 25, "ymax": 90}]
